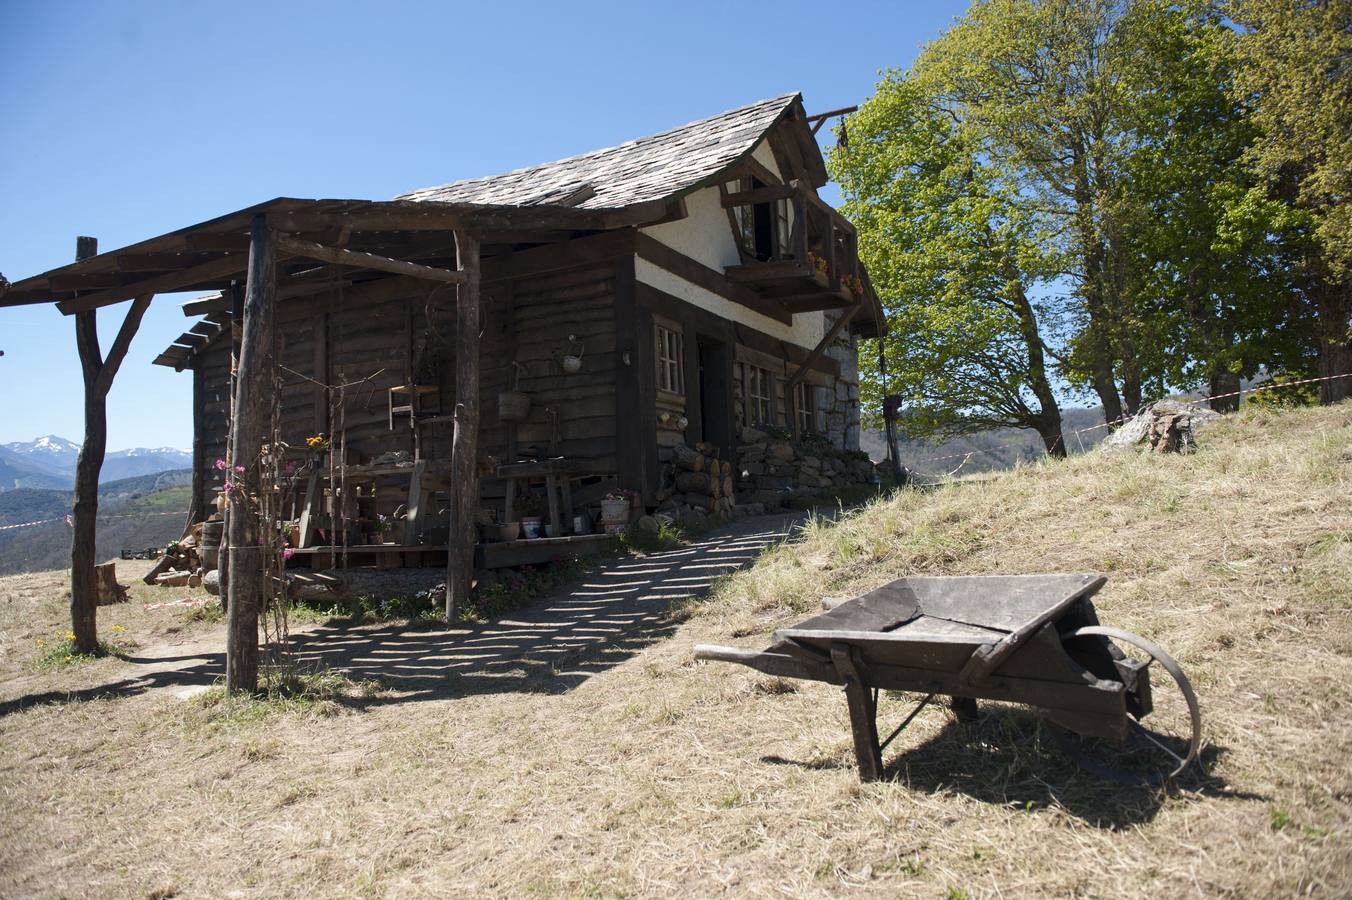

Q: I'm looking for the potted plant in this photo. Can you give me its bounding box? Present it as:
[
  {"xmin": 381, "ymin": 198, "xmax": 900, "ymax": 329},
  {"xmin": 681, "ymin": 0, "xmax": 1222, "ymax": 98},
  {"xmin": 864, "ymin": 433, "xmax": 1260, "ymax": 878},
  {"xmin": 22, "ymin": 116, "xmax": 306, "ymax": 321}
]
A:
[
  {"xmin": 518, "ymin": 492, "xmax": 546, "ymax": 539},
  {"xmin": 600, "ymin": 489, "xmax": 637, "ymax": 526},
  {"xmin": 374, "ymin": 513, "xmax": 396, "ymax": 545}
]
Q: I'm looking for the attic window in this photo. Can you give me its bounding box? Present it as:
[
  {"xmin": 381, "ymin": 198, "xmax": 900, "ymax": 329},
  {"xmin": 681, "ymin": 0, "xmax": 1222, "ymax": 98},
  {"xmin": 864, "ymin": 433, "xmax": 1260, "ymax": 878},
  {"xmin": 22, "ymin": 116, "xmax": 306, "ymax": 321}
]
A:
[{"xmin": 726, "ymin": 176, "xmax": 791, "ymax": 262}]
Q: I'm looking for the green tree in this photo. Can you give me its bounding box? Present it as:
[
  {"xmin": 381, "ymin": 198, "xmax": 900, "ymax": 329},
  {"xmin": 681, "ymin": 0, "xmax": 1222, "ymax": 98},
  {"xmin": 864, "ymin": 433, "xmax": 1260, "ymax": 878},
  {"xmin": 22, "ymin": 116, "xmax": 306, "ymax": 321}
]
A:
[
  {"xmin": 832, "ymin": 78, "xmax": 1068, "ymax": 455},
  {"xmin": 1227, "ymin": 0, "xmax": 1352, "ymax": 403},
  {"xmin": 1122, "ymin": 2, "xmax": 1308, "ymax": 409}
]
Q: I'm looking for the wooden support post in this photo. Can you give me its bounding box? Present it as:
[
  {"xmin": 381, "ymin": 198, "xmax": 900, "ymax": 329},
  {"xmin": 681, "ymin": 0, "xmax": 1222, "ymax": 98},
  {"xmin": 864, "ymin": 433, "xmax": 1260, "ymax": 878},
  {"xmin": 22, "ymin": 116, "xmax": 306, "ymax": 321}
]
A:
[
  {"xmin": 831, "ymin": 643, "xmax": 882, "ymax": 782},
  {"xmin": 69, "ymin": 236, "xmax": 153, "ymax": 656},
  {"xmin": 879, "ymin": 341, "xmax": 906, "ymax": 486},
  {"xmin": 446, "ymin": 229, "xmax": 481, "ymax": 620},
  {"xmin": 225, "ymin": 215, "xmax": 277, "ymax": 693}
]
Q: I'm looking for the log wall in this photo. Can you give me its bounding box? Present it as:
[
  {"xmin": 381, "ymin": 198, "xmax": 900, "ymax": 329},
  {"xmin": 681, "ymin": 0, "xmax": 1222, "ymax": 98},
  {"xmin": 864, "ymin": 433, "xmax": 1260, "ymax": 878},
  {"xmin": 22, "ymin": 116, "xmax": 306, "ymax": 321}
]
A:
[{"xmin": 190, "ymin": 255, "xmax": 623, "ymax": 521}]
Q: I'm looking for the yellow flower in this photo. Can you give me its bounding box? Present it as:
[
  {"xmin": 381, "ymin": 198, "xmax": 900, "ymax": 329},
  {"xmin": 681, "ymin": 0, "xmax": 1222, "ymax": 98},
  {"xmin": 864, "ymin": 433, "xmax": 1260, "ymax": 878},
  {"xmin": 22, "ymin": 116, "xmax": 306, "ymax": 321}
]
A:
[
  {"xmin": 35, "ymin": 639, "xmax": 44, "ymax": 647},
  {"xmin": 111, "ymin": 624, "xmax": 124, "ymax": 631},
  {"xmin": 65, "ymin": 631, "xmax": 75, "ymax": 640}
]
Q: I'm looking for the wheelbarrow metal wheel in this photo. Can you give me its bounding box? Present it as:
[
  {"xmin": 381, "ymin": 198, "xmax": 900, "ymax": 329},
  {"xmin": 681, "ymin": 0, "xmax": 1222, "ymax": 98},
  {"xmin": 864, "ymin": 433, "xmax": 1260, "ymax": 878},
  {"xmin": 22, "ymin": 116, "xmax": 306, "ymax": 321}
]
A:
[{"xmin": 1053, "ymin": 626, "xmax": 1203, "ymax": 786}]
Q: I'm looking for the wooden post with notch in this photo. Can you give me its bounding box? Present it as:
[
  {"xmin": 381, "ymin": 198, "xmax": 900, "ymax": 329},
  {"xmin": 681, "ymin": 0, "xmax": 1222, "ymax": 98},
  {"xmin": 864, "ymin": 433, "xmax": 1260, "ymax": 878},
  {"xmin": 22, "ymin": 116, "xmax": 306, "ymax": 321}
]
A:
[
  {"xmin": 225, "ymin": 215, "xmax": 277, "ymax": 693},
  {"xmin": 70, "ymin": 236, "xmax": 153, "ymax": 655},
  {"xmin": 445, "ymin": 229, "xmax": 481, "ymax": 620}
]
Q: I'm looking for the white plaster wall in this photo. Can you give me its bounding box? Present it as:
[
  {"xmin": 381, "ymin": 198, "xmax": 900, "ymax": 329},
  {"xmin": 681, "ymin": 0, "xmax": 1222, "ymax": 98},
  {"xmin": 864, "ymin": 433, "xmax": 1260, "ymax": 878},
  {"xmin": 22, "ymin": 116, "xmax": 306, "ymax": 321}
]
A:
[
  {"xmin": 642, "ymin": 185, "xmax": 741, "ymax": 269},
  {"xmin": 636, "ymin": 258, "xmax": 825, "ymax": 349},
  {"xmin": 638, "ymin": 137, "xmax": 826, "ymax": 350}
]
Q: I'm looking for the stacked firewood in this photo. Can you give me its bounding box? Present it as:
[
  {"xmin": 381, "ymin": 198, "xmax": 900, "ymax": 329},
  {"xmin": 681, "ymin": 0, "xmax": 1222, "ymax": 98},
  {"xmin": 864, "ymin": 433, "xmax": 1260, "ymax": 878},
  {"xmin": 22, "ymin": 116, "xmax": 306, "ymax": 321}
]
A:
[
  {"xmin": 142, "ymin": 522, "xmax": 206, "ymax": 588},
  {"xmin": 657, "ymin": 441, "xmax": 737, "ymax": 519}
]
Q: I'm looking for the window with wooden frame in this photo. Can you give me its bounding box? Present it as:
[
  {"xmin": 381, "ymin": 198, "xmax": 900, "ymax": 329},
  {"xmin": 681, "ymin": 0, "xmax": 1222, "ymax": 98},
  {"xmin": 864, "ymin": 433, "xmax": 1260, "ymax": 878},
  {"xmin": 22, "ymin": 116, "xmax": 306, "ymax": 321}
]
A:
[
  {"xmin": 793, "ymin": 381, "xmax": 815, "ymax": 434},
  {"xmin": 726, "ymin": 176, "xmax": 791, "ymax": 262},
  {"xmin": 745, "ymin": 364, "xmax": 774, "ymax": 426},
  {"xmin": 655, "ymin": 323, "xmax": 685, "ymax": 395}
]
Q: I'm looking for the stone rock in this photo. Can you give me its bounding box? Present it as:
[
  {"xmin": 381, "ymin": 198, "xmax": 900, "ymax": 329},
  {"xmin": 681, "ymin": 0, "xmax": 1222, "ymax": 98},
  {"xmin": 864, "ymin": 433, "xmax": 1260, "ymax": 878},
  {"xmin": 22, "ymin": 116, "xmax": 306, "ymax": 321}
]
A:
[
  {"xmin": 1101, "ymin": 400, "xmax": 1221, "ymax": 453},
  {"xmin": 741, "ymin": 426, "xmax": 768, "ymax": 443},
  {"xmin": 203, "ymin": 569, "xmax": 221, "ymax": 596},
  {"xmin": 679, "ymin": 509, "xmax": 708, "ymax": 531},
  {"xmin": 635, "ymin": 515, "xmax": 660, "ymax": 533},
  {"xmin": 767, "ymin": 440, "xmax": 795, "ymax": 464}
]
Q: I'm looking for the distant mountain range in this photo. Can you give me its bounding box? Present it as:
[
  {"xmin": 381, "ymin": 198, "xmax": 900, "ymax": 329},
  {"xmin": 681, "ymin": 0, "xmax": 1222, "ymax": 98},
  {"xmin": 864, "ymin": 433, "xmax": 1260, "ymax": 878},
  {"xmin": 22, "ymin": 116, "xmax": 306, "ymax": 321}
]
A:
[{"xmin": 0, "ymin": 436, "xmax": 192, "ymax": 491}]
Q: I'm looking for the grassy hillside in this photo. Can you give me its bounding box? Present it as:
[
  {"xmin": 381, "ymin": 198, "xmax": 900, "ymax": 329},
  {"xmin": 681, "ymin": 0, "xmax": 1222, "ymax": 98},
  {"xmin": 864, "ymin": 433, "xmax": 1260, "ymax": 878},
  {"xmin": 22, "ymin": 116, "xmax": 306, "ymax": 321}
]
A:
[
  {"xmin": 0, "ymin": 405, "xmax": 1347, "ymax": 897},
  {"xmin": 0, "ymin": 470, "xmax": 191, "ymax": 575}
]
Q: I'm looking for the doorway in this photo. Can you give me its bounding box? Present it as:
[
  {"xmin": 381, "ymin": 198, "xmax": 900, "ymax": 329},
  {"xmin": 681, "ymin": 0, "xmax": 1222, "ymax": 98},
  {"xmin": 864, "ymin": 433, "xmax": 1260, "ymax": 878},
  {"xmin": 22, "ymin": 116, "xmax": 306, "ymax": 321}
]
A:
[{"xmin": 697, "ymin": 336, "xmax": 732, "ymax": 451}]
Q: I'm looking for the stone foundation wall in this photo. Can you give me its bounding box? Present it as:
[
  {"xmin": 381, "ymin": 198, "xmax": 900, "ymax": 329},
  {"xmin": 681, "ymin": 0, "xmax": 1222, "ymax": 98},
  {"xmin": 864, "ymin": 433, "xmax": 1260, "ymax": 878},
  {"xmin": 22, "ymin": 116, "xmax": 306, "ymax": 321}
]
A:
[{"xmin": 735, "ymin": 425, "xmax": 876, "ymax": 508}]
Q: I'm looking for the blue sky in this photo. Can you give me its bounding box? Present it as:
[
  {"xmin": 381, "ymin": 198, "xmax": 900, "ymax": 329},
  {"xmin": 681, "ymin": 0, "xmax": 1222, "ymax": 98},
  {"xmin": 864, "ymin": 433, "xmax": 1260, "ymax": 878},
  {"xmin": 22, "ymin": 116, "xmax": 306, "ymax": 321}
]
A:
[{"xmin": 0, "ymin": 0, "xmax": 967, "ymax": 449}]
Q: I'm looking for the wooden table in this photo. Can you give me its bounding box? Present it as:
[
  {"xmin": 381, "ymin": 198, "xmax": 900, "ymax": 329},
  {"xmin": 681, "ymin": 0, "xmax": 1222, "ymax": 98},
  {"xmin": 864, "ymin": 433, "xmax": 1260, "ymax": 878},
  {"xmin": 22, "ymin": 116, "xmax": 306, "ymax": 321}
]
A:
[{"xmin": 497, "ymin": 458, "xmax": 590, "ymax": 536}]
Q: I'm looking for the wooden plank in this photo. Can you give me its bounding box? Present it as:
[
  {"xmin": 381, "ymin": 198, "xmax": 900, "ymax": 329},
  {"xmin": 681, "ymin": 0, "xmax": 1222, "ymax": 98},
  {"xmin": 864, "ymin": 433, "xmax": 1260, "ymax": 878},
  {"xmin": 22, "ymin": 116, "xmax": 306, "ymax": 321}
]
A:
[
  {"xmin": 612, "ymin": 254, "xmax": 648, "ymax": 502},
  {"xmin": 482, "ymin": 229, "xmax": 636, "ymax": 284},
  {"xmin": 56, "ymin": 252, "xmax": 257, "ymax": 315},
  {"xmin": 275, "ymin": 234, "xmax": 468, "ymax": 285}
]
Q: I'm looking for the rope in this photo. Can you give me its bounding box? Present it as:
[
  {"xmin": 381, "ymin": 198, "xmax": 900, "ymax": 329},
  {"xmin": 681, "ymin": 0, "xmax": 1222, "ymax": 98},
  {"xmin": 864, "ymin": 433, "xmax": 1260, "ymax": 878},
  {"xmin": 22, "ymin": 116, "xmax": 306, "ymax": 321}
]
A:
[{"xmin": 896, "ymin": 370, "xmax": 1352, "ymax": 471}]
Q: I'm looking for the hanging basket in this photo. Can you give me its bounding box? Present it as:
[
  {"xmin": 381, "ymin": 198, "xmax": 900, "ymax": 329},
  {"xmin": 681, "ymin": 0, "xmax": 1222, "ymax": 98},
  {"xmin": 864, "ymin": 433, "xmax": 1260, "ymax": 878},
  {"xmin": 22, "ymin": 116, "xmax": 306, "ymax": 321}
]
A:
[
  {"xmin": 500, "ymin": 361, "xmax": 531, "ymax": 422},
  {"xmin": 499, "ymin": 391, "xmax": 531, "ymax": 422}
]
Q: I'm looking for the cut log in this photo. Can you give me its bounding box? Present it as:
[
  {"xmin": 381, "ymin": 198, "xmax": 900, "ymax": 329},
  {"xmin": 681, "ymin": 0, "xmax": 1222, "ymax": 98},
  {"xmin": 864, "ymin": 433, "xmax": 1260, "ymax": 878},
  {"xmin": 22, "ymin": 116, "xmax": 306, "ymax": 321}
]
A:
[
  {"xmin": 675, "ymin": 471, "xmax": 712, "ymax": 494},
  {"xmin": 708, "ymin": 458, "xmax": 721, "ymax": 478},
  {"xmin": 671, "ymin": 443, "xmax": 705, "ymax": 472},
  {"xmin": 143, "ymin": 553, "xmax": 176, "ymax": 585},
  {"xmin": 722, "ymin": 475, "xmax": 735, "ymax": 498},
  {"xmin": 720, "ymin": 460, "xmax": 733, "ymax": 478},
  {"xmin": 95, "ymin": 562, "xmax": 129, "ymax": 605}
]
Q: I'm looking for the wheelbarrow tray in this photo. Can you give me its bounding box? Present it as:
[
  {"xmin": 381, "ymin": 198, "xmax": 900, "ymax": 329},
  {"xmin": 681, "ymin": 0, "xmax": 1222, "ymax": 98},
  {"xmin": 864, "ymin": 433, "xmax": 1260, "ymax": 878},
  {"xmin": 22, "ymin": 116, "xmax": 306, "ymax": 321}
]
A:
[{"xmin": 696, "ymin": 574, "xmax": 1150, "ymax": 781}]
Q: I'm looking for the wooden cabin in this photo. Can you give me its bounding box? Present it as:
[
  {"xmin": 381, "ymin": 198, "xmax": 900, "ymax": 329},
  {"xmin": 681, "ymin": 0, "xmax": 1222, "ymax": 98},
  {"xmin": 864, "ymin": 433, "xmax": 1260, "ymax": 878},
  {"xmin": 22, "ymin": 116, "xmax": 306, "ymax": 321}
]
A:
[{"xmin": 2, "ymin": 93, "xmax": 884, "ymax": 574}]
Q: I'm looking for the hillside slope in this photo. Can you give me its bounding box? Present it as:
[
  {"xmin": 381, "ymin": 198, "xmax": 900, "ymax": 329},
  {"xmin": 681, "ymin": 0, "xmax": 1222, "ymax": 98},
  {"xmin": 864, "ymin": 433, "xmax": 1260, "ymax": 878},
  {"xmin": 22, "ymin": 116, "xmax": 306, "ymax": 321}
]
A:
[
  {"xmin": 0, "ymin": 470, "xmax": 191, "ymax": 575},
  {"xmin": 0, "ymin": 405, "xmax": 1347, "ymax": 898}
]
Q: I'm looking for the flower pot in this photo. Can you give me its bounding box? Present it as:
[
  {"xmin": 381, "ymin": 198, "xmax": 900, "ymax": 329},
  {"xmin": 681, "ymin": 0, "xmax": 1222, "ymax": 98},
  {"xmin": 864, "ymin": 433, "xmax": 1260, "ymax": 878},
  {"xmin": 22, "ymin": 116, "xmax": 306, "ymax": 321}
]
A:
[
  {"xmin": 600, "ymin": 498, "xmax": 630, "ymax": 523},
  {"xmin": 544, "ymin": 523, "xmax": 561, "ymax": 538},
  {"xmin": 497, "ymin": 522, "xmax": 521, "ymax": 542},
  {"xmin": 521, "ymin": 516, "xmax": 543, "ymax": 539}
]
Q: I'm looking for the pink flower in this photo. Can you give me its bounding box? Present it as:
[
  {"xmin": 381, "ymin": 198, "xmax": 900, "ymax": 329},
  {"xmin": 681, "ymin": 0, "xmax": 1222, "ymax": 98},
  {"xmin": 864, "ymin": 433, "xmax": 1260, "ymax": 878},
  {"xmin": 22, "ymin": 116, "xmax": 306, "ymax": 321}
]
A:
[
  {"xmin": 233, "ymin": 465, "xmax": 246, "ymax": 475},
  {"xmin": 283, "ymin": 548, "xmax": 295, "ymax": 561},
  {"xmin": 215, "ymin": 459, "xmax": 227, "ymax": 471}
]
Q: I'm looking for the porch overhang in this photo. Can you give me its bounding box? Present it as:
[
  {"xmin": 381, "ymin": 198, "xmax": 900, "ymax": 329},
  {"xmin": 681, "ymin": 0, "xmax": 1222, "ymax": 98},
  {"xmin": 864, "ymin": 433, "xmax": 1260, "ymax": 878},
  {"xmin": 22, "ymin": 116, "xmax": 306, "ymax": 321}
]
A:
[{"xmin": 0, "ymin": 196, "xmax": 672, "ymax": 314}]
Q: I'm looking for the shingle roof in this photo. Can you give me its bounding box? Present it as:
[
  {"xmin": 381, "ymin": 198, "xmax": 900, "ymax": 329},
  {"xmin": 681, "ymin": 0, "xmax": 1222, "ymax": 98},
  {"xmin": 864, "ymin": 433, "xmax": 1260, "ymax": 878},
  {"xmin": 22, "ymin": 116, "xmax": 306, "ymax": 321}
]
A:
[{"xmin": 397, "ymin": 93, "xmax": 801, "ymax": 210}]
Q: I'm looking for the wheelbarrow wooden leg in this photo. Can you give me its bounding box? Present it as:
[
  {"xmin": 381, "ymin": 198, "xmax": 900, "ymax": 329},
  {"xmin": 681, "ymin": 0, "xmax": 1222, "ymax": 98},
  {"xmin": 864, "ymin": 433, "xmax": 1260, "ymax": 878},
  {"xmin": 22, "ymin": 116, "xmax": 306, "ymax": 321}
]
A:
[{"xmin": 831, "ymin": 643, "xmax": 882, "ymax": 781}]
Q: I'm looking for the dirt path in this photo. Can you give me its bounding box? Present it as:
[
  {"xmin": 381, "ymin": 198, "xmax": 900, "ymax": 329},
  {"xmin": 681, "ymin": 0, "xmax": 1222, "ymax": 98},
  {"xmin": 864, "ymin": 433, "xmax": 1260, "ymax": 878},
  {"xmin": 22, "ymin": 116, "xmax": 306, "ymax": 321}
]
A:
[{"xmin": 2, "ymin": 514, "xmax": 801, "ymax": 709}]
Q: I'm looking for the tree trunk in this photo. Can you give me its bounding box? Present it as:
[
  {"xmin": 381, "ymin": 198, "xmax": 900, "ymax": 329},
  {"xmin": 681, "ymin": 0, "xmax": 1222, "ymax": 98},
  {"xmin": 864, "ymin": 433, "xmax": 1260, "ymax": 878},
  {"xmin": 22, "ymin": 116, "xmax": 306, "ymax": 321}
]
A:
[
  {"xmin": 1209, "ymin": 371, "xmax": 1242, "ymax": 413},
  {"xmin": 1007, "ymin": 268, "xmax": 1066, "ymax": 460},
  {"xmin": 70, "ymin": 344, "xmax": 105, "ymax": 655},
  {"xmin": 446, "ymin": 229, "xmax": 481, "ymax": 621},
  {"xmin": 225, "ymin": 215, "xmax": 277, "ymax": 694},
  {"xmin": 1315, "ymin": 279, "xmax": 1352, "ymax": 405}
]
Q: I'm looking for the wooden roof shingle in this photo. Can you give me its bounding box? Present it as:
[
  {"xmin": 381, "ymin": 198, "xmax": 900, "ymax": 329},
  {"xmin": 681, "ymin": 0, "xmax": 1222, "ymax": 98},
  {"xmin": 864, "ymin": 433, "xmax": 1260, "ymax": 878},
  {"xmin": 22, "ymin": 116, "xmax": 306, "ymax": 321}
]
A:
[{"xmin": 397, "ymin": 94, "xmax": 803, "ymax": 211}]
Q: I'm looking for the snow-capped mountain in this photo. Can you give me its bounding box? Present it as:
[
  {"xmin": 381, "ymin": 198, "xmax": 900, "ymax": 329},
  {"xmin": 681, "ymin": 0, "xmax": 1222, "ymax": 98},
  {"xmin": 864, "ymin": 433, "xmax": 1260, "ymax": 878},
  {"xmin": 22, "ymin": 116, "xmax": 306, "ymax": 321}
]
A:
[{"xmin": 0, "ymin": 436, "xmax": 192, "ymax": 490}]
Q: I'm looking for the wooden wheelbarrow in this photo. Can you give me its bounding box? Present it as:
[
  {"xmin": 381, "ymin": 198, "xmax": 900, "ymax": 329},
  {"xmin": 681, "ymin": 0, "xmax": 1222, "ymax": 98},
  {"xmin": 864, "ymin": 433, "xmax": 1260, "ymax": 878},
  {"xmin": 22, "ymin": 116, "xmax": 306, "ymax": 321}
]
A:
[{"xmin": 695, "ymin": 574, "xmax": 1201, "ymax": 785}]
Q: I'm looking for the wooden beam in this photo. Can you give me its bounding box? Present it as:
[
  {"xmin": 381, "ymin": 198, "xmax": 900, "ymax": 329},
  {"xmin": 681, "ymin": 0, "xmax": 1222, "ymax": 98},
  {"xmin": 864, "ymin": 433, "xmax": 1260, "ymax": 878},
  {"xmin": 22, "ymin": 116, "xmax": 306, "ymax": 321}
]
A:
[
  {"xmin": 181, "ymin": 294, "xmax": 228, "ymax": 316},
  {"xmin": 275, "ymin": 234, "xmax": 468, "ymax": 284},
  {"xmin": 634, "ymin": 233, "xmax": 792, "ymax": 326},
  {"xmin": 720, "ymin": 184, "xmax": 796, "ymax": 208},
  {"xmin": 446, "ymin": 229, "xmax": 481, "ymax": 621},
  {"xmin": 56, "ymin": 252, "xmax": 255, "ymax": 315},
  {"xmin": 225, "ymin": 215, "xmax": 277, "ymax": 694},
  {"xmin": 785, "ymin": 304, "xmax": 860, "ymax": 395}
]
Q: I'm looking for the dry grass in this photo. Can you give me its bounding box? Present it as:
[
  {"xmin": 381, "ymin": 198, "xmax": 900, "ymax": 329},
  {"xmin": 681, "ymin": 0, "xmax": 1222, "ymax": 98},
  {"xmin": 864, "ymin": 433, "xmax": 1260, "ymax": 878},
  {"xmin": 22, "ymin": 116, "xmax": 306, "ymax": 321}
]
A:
[{"xmin": 1, "ymin": 403, "xmax": 1350, "ymax": 898}]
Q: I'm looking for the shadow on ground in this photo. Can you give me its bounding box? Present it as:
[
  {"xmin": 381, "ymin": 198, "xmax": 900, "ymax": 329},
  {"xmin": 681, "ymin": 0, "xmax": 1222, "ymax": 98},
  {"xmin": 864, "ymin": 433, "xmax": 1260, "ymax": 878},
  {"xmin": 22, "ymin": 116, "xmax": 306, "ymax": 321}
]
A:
[
  {"xmin": 0, "ymin": 516, "xmax": 798, "ymax": 716},
  {"xmin": 762, "ymin": 700, "xmax": 1261, "ymax": 828}
]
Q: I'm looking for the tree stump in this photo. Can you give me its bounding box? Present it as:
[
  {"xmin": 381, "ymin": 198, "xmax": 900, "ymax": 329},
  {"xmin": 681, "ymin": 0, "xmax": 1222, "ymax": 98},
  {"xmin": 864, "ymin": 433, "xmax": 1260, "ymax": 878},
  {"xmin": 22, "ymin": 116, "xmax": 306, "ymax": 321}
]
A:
[{"xmin": 95, "ymin": 562, "xmax": 129, "ymax": 606}]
